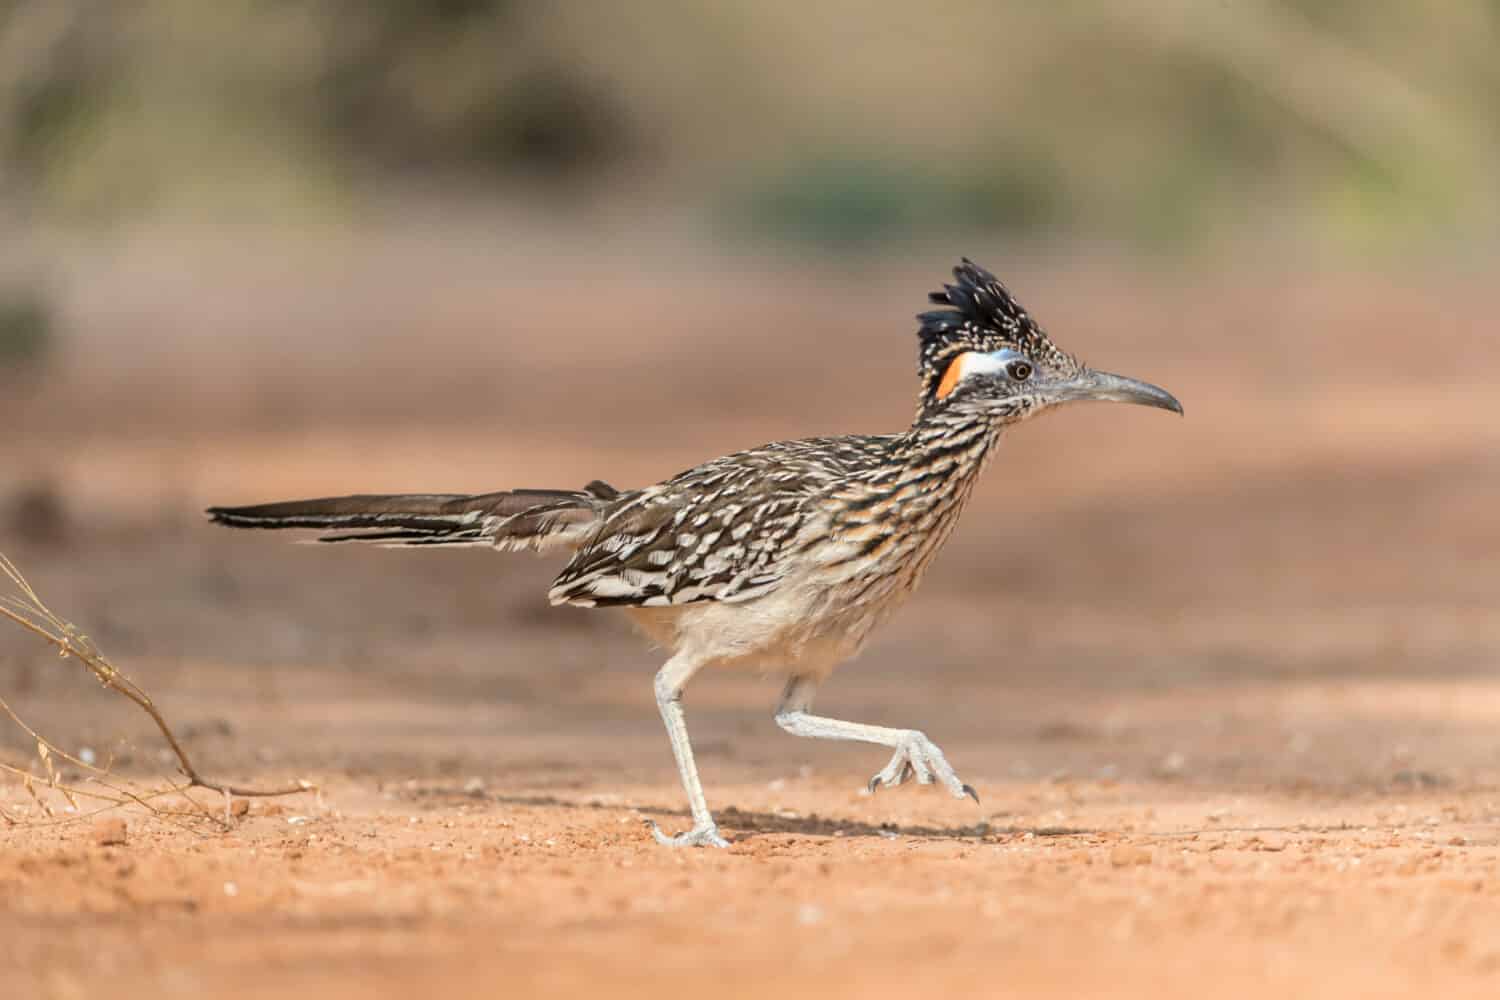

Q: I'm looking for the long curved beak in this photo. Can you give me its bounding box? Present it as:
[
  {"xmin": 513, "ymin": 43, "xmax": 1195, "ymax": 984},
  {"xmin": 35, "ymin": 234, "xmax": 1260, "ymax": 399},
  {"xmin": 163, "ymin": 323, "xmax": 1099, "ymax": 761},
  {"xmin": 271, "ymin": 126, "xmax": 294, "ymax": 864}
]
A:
[{"xmin": 1051, "ymin": 369, "xmax": 1183, "ymax": 415}]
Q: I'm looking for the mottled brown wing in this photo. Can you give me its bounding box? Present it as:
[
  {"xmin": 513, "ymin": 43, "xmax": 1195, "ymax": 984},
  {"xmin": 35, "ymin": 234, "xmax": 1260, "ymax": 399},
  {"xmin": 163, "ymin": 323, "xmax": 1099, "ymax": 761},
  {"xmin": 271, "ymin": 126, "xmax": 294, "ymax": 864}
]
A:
[{"xmin": 546, "ymin": 440, "xmax": 874, "ymax": 608}]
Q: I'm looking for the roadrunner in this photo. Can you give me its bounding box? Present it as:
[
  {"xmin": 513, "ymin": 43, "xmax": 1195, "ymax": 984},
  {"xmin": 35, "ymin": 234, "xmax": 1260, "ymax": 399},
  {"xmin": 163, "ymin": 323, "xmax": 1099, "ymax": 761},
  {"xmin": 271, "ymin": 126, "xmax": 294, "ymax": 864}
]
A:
[{"xmin": 208, "ymin": 260, "xmax": 1181, "ymax": 847}]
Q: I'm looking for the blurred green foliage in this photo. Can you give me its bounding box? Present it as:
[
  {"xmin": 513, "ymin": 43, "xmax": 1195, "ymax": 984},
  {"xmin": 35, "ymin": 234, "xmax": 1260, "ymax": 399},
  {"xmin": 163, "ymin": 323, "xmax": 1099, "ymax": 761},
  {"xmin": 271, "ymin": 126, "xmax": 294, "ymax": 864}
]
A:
[
  {"xmin": 0, "ymin": 0, "xmax": 1494, "ymax": 250},
  {"xmin": 316, "ymin": 0, "xmax": 629, "ymax": 179},
  {"xmin": 0, "ymin": 286, "xmax": 53, "ymax": 370},
  {"xmin": 726, "ymin": 155, "xmax": 1066, "ymax": 248}
]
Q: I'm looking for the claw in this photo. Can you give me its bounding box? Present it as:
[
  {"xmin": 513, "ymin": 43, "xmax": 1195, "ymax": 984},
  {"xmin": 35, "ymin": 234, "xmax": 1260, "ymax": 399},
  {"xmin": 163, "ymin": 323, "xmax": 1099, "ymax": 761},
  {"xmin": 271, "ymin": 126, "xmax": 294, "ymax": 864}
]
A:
[
  {"xmin": 647, "ymin": 818, "xmax": 730, "ymax": 849},
  {"xmin": 865, "ymin": 731, "xmax": 975, "ymax": 805}
]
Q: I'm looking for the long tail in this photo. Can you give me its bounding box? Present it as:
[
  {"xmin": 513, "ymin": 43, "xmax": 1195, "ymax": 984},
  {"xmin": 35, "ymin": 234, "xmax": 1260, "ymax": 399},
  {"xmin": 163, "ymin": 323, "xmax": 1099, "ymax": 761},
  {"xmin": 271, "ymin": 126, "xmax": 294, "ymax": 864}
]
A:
[{"xmin": 206, "ymin": 480, "xmax": 620, "ymax": 551}]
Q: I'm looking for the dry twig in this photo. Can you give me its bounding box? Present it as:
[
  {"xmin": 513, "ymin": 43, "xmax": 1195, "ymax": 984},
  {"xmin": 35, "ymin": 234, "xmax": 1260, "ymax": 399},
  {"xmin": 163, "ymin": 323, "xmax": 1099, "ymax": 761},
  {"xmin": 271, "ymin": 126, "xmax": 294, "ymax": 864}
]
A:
[{"xmin": 0, "ymin": 550, "xmax": 312, "ymax": 825}]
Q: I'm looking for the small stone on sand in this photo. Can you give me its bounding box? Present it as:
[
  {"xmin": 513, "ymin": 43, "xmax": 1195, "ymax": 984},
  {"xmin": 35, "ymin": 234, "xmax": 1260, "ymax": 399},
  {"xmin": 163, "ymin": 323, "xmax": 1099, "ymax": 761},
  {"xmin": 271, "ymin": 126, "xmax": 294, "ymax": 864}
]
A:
[{"xmin": 93, "ymin": 817, "xmax": 128, "ymax": 846}]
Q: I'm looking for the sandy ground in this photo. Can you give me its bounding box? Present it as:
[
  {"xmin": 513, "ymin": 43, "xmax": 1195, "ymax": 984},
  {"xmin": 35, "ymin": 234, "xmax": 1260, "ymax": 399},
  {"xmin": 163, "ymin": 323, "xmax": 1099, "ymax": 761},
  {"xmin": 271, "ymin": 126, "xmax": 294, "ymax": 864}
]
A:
[{"xmin": 3, "ymin": 252, "xmax": 1499, "ymax": 998}]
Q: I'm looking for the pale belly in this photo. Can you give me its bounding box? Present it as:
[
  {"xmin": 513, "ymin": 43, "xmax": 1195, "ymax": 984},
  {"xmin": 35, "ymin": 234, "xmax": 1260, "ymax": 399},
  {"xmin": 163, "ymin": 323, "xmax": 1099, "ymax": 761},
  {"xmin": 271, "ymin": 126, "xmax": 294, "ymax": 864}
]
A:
[
  {"xmin": 614, "ymin": 459, "xmax": 985, "ymax": 678},
  {"xmin": 622, "ymin": 564, "xmax": 923, "ymax": 680}
]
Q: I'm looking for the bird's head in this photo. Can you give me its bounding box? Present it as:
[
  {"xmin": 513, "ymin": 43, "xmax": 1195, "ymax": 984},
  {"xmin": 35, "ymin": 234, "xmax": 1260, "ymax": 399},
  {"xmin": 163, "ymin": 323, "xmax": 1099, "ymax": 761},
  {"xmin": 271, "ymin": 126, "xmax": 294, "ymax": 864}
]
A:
[{"xmin": 916, "ymin": 259, "xmax": 1182, "ymax": 424}]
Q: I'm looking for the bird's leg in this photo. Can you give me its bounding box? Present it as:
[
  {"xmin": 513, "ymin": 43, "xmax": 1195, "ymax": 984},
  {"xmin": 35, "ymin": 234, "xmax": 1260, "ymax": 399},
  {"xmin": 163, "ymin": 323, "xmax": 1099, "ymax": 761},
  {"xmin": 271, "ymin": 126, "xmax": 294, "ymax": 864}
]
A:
[
  {"xmin": 773, "ymin": 676, "xmax": 979, "ymax": 803},
  {"xmin": 649, "ymin": 653, "xmax": 729, "ymax": 848}
]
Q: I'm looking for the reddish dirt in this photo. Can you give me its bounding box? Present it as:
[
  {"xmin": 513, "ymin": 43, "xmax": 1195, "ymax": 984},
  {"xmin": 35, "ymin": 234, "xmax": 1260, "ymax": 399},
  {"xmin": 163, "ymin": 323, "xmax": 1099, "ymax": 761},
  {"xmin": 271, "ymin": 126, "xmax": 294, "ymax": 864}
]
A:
[{"xmin": 3, "ymin": 253, "xmax": 1499, "ymax": 998}]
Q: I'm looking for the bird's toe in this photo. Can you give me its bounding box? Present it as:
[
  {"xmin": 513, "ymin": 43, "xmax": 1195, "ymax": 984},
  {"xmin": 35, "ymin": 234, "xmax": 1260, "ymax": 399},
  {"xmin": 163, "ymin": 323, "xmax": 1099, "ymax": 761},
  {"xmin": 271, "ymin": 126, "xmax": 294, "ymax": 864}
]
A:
[
  {"xmin": 867, "ymin": 733, "xmax": 979, "ymax": 803},
  {"xmin": 647, "ymin": 819, "xmax": 730, "ymax": 848}
]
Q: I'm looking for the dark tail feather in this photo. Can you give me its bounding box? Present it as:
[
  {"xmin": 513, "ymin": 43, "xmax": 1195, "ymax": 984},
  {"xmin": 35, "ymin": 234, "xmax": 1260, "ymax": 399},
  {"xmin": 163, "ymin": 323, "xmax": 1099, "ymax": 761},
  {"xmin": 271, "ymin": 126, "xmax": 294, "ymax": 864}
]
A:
[
  {"xmin": 206, "ymin": 481, "xmax": 618, "ymax": 552},
  {"xmin": 314, "ymin": 527, "xmax": 493, "ymax": 546}
]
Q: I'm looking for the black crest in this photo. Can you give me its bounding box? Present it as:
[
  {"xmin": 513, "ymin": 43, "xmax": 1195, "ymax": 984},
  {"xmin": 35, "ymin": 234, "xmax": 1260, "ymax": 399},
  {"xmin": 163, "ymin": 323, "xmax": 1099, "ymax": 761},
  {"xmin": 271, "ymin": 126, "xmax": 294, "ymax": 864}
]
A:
[{"xmin": 916, "ymin": 259, "xmax": 1079, "ymax": 403}]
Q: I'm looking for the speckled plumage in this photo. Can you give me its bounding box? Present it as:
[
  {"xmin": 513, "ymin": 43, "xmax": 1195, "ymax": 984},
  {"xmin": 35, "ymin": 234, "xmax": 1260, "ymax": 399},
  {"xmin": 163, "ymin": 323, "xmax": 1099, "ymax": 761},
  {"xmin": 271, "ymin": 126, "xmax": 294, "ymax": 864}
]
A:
[
  {"xmin": 547, "ymin": 415, "xmax": 997, "ymax": 684},
  {"xmin": 917, "ymin": 258, "xmax": 1082, "ymax": 408},
  {"xmin": 551, "ymin": 257, "xmax": 1070, "ymax": 627},
  {"xmin": 208, "ymin": 259, "xmax": 1181, "ymax": 848}
]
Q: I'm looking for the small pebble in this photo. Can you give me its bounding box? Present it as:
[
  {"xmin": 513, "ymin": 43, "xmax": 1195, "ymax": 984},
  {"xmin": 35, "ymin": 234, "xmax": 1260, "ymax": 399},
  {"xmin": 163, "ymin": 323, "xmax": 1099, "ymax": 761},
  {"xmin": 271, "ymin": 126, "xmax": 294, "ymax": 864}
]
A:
[{"xmin": 93, "ymin": 817, "xmax": 128, "ymax": 846}]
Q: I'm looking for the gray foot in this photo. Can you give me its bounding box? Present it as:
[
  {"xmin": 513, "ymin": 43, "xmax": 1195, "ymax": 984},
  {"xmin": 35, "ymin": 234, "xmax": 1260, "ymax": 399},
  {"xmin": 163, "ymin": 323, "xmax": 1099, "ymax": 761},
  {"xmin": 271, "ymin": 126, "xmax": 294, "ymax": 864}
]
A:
[
  {"xmin": 647, "ymin": 819, "xmax": 730, "ymax": 848},
  {"xmin": 868, "ymin": 731, "xmax": 980, "ymax": 804}
]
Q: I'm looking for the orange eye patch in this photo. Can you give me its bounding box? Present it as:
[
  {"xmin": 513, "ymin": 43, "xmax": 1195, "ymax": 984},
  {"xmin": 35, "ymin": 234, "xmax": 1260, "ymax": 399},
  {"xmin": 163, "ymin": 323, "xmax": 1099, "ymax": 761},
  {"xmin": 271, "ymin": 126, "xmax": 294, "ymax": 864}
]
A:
[
  {"xmin": 935, "ymin": 352, "xmax": 974, "ymax": 400},
  {"xmin": 936, "ymin": 350, "xmax": 1022, "ymax": 399}
]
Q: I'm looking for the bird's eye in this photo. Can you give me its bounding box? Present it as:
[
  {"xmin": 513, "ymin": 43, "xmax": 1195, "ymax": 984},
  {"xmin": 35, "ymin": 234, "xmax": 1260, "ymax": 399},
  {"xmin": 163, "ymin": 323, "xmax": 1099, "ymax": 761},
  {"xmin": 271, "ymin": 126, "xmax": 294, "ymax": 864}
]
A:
[{"xmin": 1007, "ymin": 360, "xmax": 1033, "ymax": 381}]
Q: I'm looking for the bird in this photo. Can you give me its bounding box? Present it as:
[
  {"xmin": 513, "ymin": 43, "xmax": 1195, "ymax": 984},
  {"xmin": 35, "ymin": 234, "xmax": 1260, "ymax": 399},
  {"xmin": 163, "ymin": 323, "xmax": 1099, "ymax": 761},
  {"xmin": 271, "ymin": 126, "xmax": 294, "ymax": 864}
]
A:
[{"xmin": 207, "ymin": 259, "xmax": 1181, "ymax": 848}]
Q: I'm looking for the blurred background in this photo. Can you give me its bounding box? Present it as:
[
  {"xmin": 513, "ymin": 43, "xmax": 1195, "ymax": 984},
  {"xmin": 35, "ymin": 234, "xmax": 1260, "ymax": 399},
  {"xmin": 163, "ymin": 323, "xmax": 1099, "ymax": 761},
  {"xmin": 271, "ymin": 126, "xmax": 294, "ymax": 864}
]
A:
[{"xmin": 1, "ymin": 0, "xmax": 1498, "ymax": 801}]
